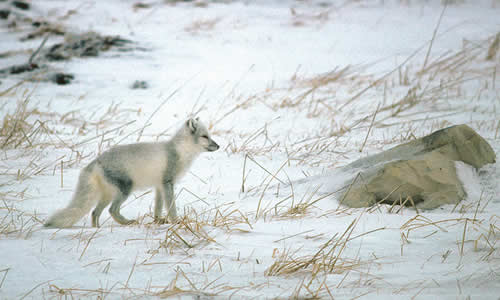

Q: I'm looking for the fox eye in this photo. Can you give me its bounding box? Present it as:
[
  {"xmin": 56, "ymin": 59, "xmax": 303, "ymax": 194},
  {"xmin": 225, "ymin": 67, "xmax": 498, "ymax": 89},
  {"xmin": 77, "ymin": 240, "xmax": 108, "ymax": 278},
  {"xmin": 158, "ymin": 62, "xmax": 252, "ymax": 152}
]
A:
[{"xmin": 201, "ymin": 135, "xmax": 209, "ymax": 139}]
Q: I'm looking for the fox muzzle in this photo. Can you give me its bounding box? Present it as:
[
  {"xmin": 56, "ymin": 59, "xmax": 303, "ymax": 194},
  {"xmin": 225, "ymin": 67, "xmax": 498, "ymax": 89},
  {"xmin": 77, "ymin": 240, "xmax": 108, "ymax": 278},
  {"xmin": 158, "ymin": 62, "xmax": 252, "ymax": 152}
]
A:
[{"xmin": 207, "ymin": 140, "xmax": 219, "ymax": 152}]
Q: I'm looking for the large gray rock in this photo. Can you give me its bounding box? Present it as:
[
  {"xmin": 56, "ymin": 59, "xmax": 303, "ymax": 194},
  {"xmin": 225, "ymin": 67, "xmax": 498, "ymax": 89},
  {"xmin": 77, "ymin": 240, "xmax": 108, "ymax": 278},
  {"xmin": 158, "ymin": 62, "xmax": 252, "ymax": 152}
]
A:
[{"xmin": 339, "ymin": 125, "xmax": 496, "ymax": 209}]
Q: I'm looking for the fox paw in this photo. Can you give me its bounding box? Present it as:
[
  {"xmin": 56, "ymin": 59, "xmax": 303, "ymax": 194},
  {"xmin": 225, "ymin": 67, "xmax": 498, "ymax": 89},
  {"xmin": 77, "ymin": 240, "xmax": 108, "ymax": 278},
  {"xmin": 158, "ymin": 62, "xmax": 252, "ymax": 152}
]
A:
[
  {"xmin": 154, "ymin": 217, "xmax": 182, "ymax": 224},
  {"xmin": 123, "ymin": 219, "xmax": 138, "ymax": 226},
  {"xmin": 154, "ymin": 217, "xmax": 169, "ymax": 224}
]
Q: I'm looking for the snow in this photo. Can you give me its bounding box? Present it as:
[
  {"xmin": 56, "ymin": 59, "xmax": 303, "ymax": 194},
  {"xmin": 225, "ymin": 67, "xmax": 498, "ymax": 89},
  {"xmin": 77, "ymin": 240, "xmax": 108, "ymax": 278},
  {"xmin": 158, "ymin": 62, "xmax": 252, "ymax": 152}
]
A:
[{"xmin": 1, "ymin": 0, "xmax": 499, "ymax": 299}]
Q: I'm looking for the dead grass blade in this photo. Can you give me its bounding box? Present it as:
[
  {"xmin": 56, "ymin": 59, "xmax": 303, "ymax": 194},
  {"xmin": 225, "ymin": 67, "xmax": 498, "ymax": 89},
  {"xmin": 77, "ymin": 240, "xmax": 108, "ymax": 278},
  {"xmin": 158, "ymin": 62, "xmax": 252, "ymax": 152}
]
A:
[
  {"xmin": 421, "ymin": 3, "xmax": 447, "ymax": 71},
  {"xmin": 0, "ymin": 268, "xmax": 9, "ymax": 289},
  {"xmin": 265, "ymin": 216, "xmax": 376, "ymax": 278},
  {"xmin": 78, "ymin": 228, "xmax": 101, "ymax": 260},
  {"xmin": 185, "ymin": 17, "xmax": 221, "ymax": 34},
  {"xmin": 400, "ymin": 214, "xmax": 499, "ymax": 261},
  {"xmin": 486, "ymin": 32, "xmax": 500, "ymax": 61},
  {"xmin": 20, "ymin": 280, "xmax": 52, "ymax": 300}
]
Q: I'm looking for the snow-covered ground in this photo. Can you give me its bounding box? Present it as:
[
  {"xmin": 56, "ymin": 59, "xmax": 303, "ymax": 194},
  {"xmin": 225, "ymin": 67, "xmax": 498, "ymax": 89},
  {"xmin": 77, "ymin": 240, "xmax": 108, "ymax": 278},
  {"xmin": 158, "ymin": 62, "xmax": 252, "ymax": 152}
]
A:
[{"xmin": 1, "ymin": 0, "xmax": 499, "ymax": 299}]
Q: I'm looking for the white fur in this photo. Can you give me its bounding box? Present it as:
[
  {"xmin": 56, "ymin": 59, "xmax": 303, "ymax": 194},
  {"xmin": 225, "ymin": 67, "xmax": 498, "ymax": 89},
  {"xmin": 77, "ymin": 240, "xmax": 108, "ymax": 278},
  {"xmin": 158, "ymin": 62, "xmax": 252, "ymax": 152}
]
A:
[
  {"xmin": 122, "ymin": 144, "xmax": 168, "ymax": 190},
  {"xmin": 44, "ymin": 118, "xmax": 218, "ymax": 228}
]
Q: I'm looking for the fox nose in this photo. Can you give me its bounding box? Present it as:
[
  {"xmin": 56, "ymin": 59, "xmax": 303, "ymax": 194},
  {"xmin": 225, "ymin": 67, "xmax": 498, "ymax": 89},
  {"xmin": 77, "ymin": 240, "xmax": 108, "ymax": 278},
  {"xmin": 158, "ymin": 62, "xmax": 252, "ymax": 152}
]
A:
[{"xmin": 208, "ymin": 140, "xmax": 219, "ymax": 151}]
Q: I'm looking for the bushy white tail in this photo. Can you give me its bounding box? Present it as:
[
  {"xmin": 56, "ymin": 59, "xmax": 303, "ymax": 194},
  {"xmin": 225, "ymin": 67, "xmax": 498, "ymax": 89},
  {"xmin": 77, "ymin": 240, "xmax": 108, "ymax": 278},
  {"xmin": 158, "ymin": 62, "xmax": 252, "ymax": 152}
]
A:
[{"xmin": 44, "ymin": 166, "xmax": 100, "ymax": 228}]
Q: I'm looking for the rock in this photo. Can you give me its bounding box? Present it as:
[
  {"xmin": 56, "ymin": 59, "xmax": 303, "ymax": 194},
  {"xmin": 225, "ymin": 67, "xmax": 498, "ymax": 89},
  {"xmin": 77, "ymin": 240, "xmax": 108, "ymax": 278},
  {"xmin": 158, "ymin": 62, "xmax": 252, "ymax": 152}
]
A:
[
  {"xmin": 45, "ymin": 32, "xmax": 133, "ymax": 61},
  {"xmin": 339, "ymin": 125, "xmax": 495, "ymax": 210},
  {"xmin": 11, "ymin": 1, "xmax": 29, "ymax": 10},
  {"xmin": 0, "ymin": 30, "xmax": 137, "ymax": 87},
  {"xmin": 0, "ymin": 9, "xmax": 10, "ymax": 19},
  {"xmin": 133, "ymin": 2, "xmax": 152, "ymax": 10},
  {"xmin": 131, "ymin": 80, "xmax": 148, "ymax": 89},
  {"xmin": 51, "ymin": 73, "xmax": 74, "ymax": 85},
  {"xmin": 0, "ymin": 62, "xmax": 38, "ymax": 75},
  {"xmin": 420, "ymin": 125, "xmax": 496, "ymax": 168},
  {"xmin": 341, "ymin": 152, "xmax": 465, "ymax": 209}
]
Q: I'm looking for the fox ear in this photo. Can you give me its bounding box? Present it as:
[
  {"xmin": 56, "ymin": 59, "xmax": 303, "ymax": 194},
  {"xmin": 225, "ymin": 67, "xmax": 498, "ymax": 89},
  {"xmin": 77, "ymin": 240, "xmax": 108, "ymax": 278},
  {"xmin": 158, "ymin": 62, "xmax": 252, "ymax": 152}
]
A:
[{"xmin": 187, "ymin": 118, "xmax": 198, "ymax": 133}]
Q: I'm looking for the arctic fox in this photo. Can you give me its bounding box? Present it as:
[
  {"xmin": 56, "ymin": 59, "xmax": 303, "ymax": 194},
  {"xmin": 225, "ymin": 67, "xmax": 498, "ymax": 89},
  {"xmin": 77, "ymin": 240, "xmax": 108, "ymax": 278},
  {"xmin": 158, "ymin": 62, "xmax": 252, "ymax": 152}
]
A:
[{"xmin": 44, "ymin": 118, "xmax": 219, "ymax": 228}]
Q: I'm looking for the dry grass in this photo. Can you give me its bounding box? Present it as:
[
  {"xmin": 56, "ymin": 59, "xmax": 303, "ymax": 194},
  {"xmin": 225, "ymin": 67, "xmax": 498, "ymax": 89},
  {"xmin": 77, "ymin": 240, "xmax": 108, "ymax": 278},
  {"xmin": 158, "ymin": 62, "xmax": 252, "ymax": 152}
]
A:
[
  {"xmin": 210, "ymin": 31, "xmax": 500, "ymax": 170},
  {"xmin": 0, "ymin": 190, "xmax": 43, "ymax": 239},
  {"xmin": 139, "ymin": 204, "xmax": 253, "ymax": 258},
  {"xmin": 0, "ymin": 82, "xmax": 142, "ymax": 245},
  {"xmin": 1, "ymin": 7, "xmax": 499, "ymax": 299},
  {"xmin": 290, "ymin": 6, "xmax": 332, "ymax": 27},
  {"xmin": 185, "ymin": 17, "xmax": 221, "ymax": 34},
  {"xmin": 46, "ymin": 283, "xmax": 114, "ymax": 299},
  {"xmin": 1, "ymin": 89, "xmax": 135, "ymax": 150},
  {"xmin": 270, "ymin": 186, "xmax": 340, "ymax": 221},
  {"xmin": 265, "ymin": 217, "xmax": 376, "ymax": 278},
  {"xmin": 0, "ymin": 84, "xmax": 139, "ymax": 177},
  {"xmin": 0, "ymin": 95, "xmax": 53, "ymax": 150},
  {"xmin": 486, "ymin": 32, "xmax": 499, "ymax": 61},
  {"xmin": 155, "ymin": 266, "xmax": 219, "ymax": 298},
  {"xmin": 400, "ymin": 213, "xmax": 499, "ymax": 261}
]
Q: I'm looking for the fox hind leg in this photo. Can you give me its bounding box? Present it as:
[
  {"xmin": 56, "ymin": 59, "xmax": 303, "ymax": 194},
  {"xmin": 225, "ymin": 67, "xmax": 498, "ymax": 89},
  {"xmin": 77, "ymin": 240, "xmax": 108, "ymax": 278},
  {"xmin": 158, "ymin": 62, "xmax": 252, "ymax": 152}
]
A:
[
  {"xmin": 109, "ymin": 191, "xmax": 136, "ymax": 225},
  {"xmin": 102, "ymin": 169, "xmax": 135, "ymax": 225},
  {"xmin": 90, "ymin": 176, "xmax": 114, "ymax": 227},
  {"xmin": 91, "ymin": 195, "xmax": 112, "ymax": 227}
]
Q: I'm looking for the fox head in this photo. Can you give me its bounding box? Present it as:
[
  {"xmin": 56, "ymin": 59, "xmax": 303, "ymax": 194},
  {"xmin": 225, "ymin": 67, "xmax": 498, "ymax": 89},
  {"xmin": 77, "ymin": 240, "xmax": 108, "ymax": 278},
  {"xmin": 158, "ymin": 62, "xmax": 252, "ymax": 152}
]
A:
[{"xmin": 186, "ymin": 117, "xmax": 220, "ymax": 152}]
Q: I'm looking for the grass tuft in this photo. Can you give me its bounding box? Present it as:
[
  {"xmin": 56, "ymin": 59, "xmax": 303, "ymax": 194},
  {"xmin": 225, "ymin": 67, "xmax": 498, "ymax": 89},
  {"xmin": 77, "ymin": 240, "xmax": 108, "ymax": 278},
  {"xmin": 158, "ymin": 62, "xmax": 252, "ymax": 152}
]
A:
[{"xmin": 265, "ymin": 217, "xmax": 376, "ymax": 279}]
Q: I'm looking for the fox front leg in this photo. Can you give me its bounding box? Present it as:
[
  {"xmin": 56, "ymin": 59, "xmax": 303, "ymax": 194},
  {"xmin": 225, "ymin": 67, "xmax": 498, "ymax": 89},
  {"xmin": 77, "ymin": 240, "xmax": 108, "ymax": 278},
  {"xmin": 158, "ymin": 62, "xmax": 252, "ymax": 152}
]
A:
[
  {"xmin": 154, "ymin": 183, "xmax": 177, "ymax": 224},
  {"xmin": 153, "ymin": 187, "xmax": 171, "ymax": 224},
  {"xmin": 153, "ymin": 188, "xmax": 165, "ymax": 223},
  {"xmin": 164, "ymin": 181, "xmax": 178, "ymax": 222}
]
